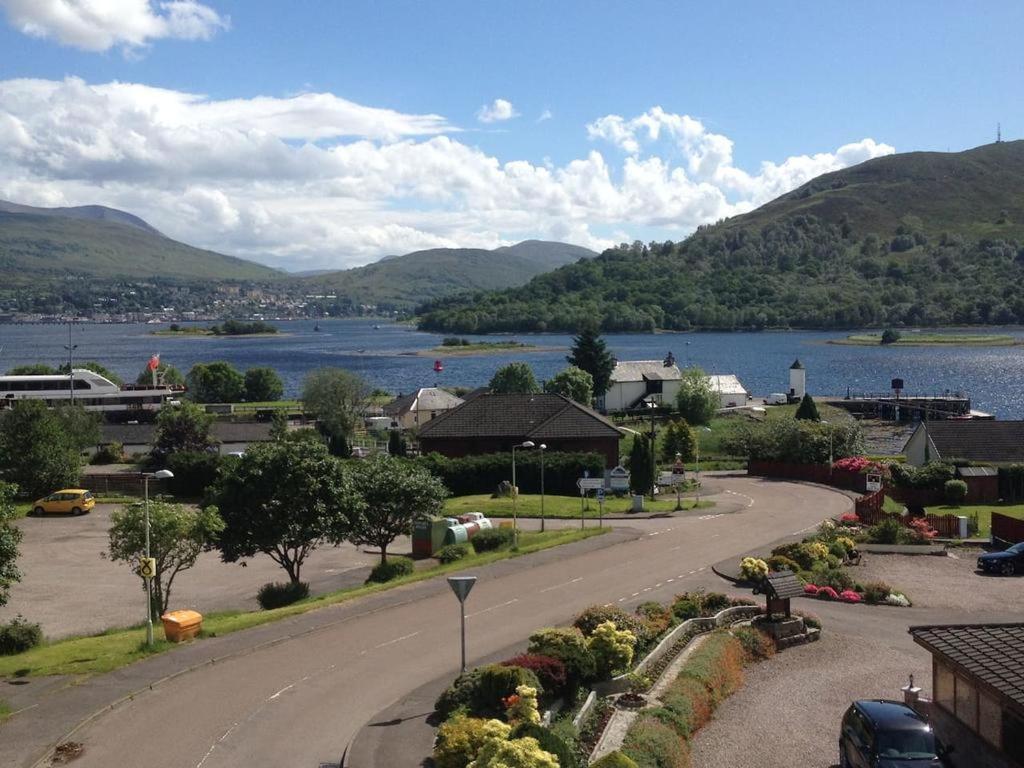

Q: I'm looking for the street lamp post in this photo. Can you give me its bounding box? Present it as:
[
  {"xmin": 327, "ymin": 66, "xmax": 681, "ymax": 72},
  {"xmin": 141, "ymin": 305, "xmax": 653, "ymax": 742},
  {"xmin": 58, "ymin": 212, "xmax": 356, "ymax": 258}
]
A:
[
  {"xmin": 64, "ymin": 322, "xmax": 78, "ymax": 406},
  {"xmin": 539, "ymin": 444, "xmax": 547, "ymax": 532},
  {"xmin": 695, "ymin": 427, "xmax": 711, "ymax": 506},
  {"xmin": 511, "ymin": 441, "xmax": 535, "ymax": 547},
  {"xmin": 675, "ymin": 452, "xmax": 683, "ymax": 511},
  {"xmin": 142, "ymin": 469, "xmax": 174, "ymax": 646},
  {"xmin": 645, "ymin": 398, "xmax": 657, "ymax": 501}
]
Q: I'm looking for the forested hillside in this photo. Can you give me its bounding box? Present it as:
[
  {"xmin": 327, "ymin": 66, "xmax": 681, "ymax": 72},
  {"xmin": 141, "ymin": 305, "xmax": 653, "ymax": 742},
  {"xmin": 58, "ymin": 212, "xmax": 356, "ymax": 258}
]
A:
[{"xmin": 418, "ymin": 142, "xmax": 1024, "ymax": 333}]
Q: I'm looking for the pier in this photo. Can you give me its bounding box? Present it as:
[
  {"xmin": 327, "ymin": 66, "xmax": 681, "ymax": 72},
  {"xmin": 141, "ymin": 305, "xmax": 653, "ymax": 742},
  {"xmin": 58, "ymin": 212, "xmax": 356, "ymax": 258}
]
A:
[{"xmin": 823, "ymin": 392, "xmax": 979, "ymax": 422}]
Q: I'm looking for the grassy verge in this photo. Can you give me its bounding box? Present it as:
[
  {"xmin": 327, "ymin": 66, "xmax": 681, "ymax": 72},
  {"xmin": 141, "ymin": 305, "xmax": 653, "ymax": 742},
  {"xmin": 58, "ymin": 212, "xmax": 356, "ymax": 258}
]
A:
[
  {"xmin": 445, "ymin": 493, "xmax": 714, "ymax": 518},
  {"xmin": 831, "ymin": 333, "xmax": 1018, "ymax": 347},
  {"xmin": 926, "ymin": 503, "xmax": 1024, "ymax": 537},
  {"xmin": 0, "ymin": 699, "xmax": 11, "ymax": 720},
  {"xmin": 883, "ymin": 495, "xmax": 905, "ymax": 515},
  {"xmin": 0, "ymin": 527, "xmax": 607, "ymax": 679}
]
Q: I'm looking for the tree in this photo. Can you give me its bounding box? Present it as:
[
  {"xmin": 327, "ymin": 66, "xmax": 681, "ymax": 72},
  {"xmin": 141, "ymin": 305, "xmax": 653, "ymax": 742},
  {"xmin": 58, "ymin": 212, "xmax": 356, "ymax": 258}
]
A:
[
  {"xmin": 186, "ymin": 361, "xmax": 245, "ymax": 403},
  {"xmin": 661, "ymin": 418, "xmax": 696, "ymax": 462},
  {"xmin": 628, "ymin": 435, "xmax": 654, "ymax": 495},
  {"xmin": 388, "ymin": 430, "xmax": 407, "ymax": 457},
  {"xmin": 566, "ymin": 324, "xmax": 616, "ymax": 397},
  {"xmin": 59, "ymin": 361, "xmax": 123, "ymax": 386},
  {"xmin": 794, "ymin": 393, "xmax": 821, "ymax": 421},
  {"xmin": 106, "ymin": 501, "xmax": 224, "ymax": 618},
  {"xmin": 136, "ymin": 361, "xmax": 185, "ymax": 387},
  {"xmin": 675, "ymin": 367, "xmax": 718, "ymax": 425},
  {"xmin": 880, "ymin": 328, "xmax": 901, "ymax": 345},
  {"xmin": 302, "ymin": 367, "xmax": 370, "ymax": 457},
  {"xmin": 269, "ymin": 410, "xmax": 290, "ymax": 440},
  {"xmin": 489, "ymin": 362, "xmax": 540, "ymax": 394},
  {"xmin": 6, "ymin": 363, "xmax": 57, "ymax": 375},
  {"xmin": 0, "ymin": 401, "xmax": 81, "ymax": 497},
  {"xmin": 544, "ymin": 366, "xmax": 594, "ymax": 405},
  {"xmin": 54, "ymin": 404, "xmax": 101, "ymax": 451},
  {"xmin": 209, "ymin": 441, "xmax": 356, "ymax": 584},
  {"xmin": 347, "ymin": 455, "xmax": 447, "ymax": 564},
  {"xmin": 0, "ymin": 482, "xmax": 23, "ymax": 608},
  {"xmin": 244, "ymin": 367, "xmax": 284, "ymax": 402},
  {"xmin": 152, "ymin": 402, "xmax": 216, "ymax": 460}
]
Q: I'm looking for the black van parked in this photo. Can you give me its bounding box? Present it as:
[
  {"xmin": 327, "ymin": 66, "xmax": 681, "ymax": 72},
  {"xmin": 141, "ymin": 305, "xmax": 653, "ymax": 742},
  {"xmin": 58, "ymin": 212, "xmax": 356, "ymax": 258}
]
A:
[{"xmin": 840, "ymin": 700, "xmax": 953, "ymax": 767}]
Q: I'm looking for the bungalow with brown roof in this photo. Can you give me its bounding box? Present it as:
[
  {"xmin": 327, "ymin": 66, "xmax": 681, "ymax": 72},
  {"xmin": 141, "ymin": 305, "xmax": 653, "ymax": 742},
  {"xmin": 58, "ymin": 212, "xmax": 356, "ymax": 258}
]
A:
[{"xmin": 416, "ymin": 392, "xmax": 623, "ymax": 468}]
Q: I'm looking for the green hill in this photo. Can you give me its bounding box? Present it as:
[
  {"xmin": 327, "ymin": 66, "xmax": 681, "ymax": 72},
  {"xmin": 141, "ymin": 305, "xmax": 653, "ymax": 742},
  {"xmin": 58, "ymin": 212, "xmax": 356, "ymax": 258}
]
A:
[
  {"xmin": 419, "ymin": 142, "xmax": 1024, "ymax": 333},
  {"xmin": 0, "ymin": 201, "xmax": 280, "ymax": 282},
  {"xmin": 295, "ymin": 240, "xmax": 596, "ymax": 309}
]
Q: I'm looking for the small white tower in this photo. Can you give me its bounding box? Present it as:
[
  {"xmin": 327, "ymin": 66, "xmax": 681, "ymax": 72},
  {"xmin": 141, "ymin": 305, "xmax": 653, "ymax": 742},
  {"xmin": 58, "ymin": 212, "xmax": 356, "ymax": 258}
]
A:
[{"xmin": 789, "ymin": 359, "xmax": 806, "ymax": 400}]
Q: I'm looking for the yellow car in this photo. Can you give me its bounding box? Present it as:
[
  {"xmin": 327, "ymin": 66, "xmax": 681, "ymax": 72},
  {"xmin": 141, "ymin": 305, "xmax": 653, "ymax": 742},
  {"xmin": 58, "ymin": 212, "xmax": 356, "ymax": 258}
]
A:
[{"xmin": 32, "ymin": 489, "xmax": 95, "ymax": 516}]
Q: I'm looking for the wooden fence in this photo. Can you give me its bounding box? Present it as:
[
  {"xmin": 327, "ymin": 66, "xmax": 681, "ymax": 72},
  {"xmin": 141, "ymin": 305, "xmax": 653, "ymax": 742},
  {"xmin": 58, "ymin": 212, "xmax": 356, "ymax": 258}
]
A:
[
  {"xmin": 80, "ymin": 474, "xmax": 167, "ymax": 496},
  {"xmin": 992, "ymin": 512, "xmax": 1024, "ymax": 544}
]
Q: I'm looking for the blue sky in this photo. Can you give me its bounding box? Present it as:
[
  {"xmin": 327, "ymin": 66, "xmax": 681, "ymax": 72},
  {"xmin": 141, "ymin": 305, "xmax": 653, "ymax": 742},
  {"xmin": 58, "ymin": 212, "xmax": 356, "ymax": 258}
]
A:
[{"xmin": 0, "ymin": 1, "xmax": 1020, "ymax": 270}]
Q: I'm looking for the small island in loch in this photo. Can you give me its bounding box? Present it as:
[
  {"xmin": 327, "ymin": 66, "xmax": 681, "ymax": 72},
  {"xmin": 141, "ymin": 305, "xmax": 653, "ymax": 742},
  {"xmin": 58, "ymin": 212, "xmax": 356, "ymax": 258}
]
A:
[
  {"xmin": 420, "ymin": 336, "xmax": 547, "ymax": 356},
  {"xmin": 830, "ymin": 331, "xmax": 1020, "ymax": 347},
  {"xmin": 151, "ymin": 319, "xmax": 280, "ymax": 337}
]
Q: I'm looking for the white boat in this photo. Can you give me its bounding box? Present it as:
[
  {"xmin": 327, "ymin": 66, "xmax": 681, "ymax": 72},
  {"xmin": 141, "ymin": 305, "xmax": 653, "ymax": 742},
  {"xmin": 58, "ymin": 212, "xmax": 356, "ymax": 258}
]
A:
[{"xmin": 0, "ymin": 369, "xmax": 180, "ymax": 412}]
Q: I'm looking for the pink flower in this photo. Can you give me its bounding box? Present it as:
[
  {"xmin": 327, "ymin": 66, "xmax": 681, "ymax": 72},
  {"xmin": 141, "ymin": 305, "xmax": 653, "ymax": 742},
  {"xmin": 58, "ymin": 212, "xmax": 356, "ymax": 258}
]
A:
[
  {"xmin": 804, "ymin": 584, "xmax": 820, "ymax": 595},
  {"xmin": 816, "ymin": 586, "xmax": 839, "ymax": 600},
  {"xmin": 839, "ymin": 590, "xmax": 862, "ymax": 603},
  {"xmin": 840, "ymin": 513, "xmax": 860, "ymax": 523}
]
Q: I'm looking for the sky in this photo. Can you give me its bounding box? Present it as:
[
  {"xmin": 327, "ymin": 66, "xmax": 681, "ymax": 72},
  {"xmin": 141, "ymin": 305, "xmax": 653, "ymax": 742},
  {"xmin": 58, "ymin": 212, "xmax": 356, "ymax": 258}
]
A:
[{"xmin": 0, "ymin": 1, "xmax": 1021, "ymax": 272}]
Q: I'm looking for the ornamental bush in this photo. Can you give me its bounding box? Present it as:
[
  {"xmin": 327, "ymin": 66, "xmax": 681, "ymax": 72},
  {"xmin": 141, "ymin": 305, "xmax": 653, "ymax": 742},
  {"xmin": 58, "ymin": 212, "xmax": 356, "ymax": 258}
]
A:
[
  {"xmin": 731, "ymin": 627, "xmax": 776, "ymax": 661},
  {"xmin": 500, "ymin": 654, "xmax": 567, "ymax": 698},
  {"xmin": 658, "ymin": 676, "xmax": 713, "ymax": 739},
  {"xmin": 468, "ymin": 734, "xmax": 559, "ymax": 768},
  {"xmin": 471, "ymin": 528, "xmax": 515, "ymax": 553},
  {"xmin": 700, "ymin": 592, "xmax": 731, "ymax": 614},
  {"xmin": 635, "ymin": 601, "xmax": 673, "ymax": 638},
  {"xmin": 739, "ymin": 557, "xmax": 768, "ymax": 581},
  {"xmin": 810, "ymin": 562, "xmax": 854, "ymax": 592},
  {"xmin": 680, "ymin": 632, "xmax": 745, "ymax": 705},
  {"xmin": 621, "ymin": 714, "xmax": 692, "ymax": 768},
  {"xmin": 511, "ymin": 722, "xmax": 580, "ymax": 768},
  {"xmin": 504, "ymin": 684, "xmax": 541, "ymax": 726},
  {"xmin": 366, "ymin": 556, "xmax": 414, "ymax": 583},
  {"xmin": 527, "ymin": 627, "xmax": 596, "ymax": 683},
  {"xmin": 574, "ymin": 604, "xmax": 651, "ymax": 645},
  {"xmin": 591, "ymin": 752, "xmax": 639, "ymax": 768},
  {"xmin": 671, "ymin": 598, "xmax": 699, "ymax": 622},
  {"xmin": 0, "ymin": 615, "xmax": 43, "ymax": 655},
  {"xmin": 256, "ymin": 581, "xmax": 310, "ymax": 609},
  {"xmin": 589, "ymin": 621, "xmax": 637, "ymax": 679},
  {"xmin": 435, "ymin": 664, "xmax": 542, "ymax": 720},
  {"xmin": 436, "ymin": 543, "xmax": 472, "ymax": 563},
  {"xmin": 862, "ymin": 580, "xmax": 893, "ymax": 604},
  {"xmin": 433, "ymin": 716, "xmax": 510, "ymax": 768},
  {"xmin": 766, "ymin": 554, "xmax": 800, "ymax": 573}
]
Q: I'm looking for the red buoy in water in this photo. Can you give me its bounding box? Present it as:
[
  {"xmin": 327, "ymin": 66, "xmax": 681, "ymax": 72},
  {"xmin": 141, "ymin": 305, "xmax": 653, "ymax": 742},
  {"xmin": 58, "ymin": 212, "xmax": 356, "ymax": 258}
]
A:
[{"xmin": 434, "ymin": 359, "xmax": 444, "ymax": 373}]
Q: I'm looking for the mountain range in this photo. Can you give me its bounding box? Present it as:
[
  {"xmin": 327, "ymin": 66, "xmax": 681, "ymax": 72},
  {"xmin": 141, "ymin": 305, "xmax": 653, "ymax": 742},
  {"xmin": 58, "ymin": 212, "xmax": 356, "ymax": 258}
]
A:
[{"xmin": 418, "ymin": 141, "xmax": 1024, "ymax": 333}]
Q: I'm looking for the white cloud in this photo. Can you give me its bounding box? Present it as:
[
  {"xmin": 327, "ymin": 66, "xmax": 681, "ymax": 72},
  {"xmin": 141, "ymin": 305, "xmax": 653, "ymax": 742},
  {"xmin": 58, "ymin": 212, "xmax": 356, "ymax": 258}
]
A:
[
  {"xmin": 0, "ymin": 80, "xmax": 895, "ymax": 271},
  {"xmin": 476, "ymin": 98, "xmax": 519, "ymax": 124},
  {"xmin": 0, "ymin": 0, "xmax": 228, "ymax": 51},
  {"xmin": 537, "ymin": 109, "xmax": 553, "ymax": 123}
]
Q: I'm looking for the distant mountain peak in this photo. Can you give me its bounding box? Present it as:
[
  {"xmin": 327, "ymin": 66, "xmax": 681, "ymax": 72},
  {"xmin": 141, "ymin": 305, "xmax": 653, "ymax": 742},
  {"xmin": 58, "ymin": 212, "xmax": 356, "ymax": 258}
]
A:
[{"xmin": 0, "ymin": 199, "xmax": 162, "ymax": 236}]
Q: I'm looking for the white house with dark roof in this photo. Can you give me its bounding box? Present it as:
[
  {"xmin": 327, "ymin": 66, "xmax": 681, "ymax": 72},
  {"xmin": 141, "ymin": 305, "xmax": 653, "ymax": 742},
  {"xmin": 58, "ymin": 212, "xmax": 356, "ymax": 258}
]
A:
[
  {"xmin": 383, "ymin": 387, "xmax": 464, "ymax": 430},
  {"xmin": 602, "ymin": 360, "xmax": 749, "ymax": 412},
  {"xmin": 904, "ymin": 420, "xmax": 1024, "ymax": 467}
]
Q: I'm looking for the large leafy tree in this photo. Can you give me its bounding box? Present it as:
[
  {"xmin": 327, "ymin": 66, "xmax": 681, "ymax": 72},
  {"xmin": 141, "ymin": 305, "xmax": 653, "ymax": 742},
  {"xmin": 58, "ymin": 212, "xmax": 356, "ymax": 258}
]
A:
[
  {"xmin": 675, "ymin": 367, "xmax": 718, "ymax": 425},
  {"xmin": 54, "ymin": 404, "xmax": 101, "ymax": 451},
  {"xmin": 489, "ymin": 362, "xmax": 540, "ymax": 394},
  {"xmin": 0, "ymin": 400, "xmax": 81, "ymax": 497},
  {"xmin": 566, "ymin": 324, "xmax": 616, "ymax": 397},
  {"xmin": 106, "ymin": 501, "xmax": 224, "ymax": 618},
  {"xmin": 6, "ymin": 364, "xmax": 58, "ymax": 375},
  {"xmin": 209, "ymin": 441, "xmax": 357, "ymax": 583},
  {"xmin": 347, "ymin": 455, "xmax": 447, "ymax": 564},
  {"xmin": 187, "ymin": 361, "xmax": 245, "ymax": 403},
  {"xmin": 152, "ymin": 402, "xmax": 216, "ymax": 461},
  {"xmin": 0, "ymin": 482, "xmax": 23, "ymax": 608},
  {"xmin": 544, "ymin": 366, "xmax": 594, "ymax": 405},
  {"xmin": 302, "ymin": 367, "xmax": 370, "ymax": 456},
  {"xmin": 244, "ymin": 367, "xmax": 284, "ymax": 402}
]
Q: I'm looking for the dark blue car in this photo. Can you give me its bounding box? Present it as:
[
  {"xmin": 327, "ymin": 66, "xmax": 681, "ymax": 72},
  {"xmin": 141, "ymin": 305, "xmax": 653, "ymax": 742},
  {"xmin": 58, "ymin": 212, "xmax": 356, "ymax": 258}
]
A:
[
  {"xmin": 977, "ymin": 541, "xmax": 1024, "ymax": 576},
  {"xmin": 840, "ymin": 700, "xmax": 951, "ymax": 767}
]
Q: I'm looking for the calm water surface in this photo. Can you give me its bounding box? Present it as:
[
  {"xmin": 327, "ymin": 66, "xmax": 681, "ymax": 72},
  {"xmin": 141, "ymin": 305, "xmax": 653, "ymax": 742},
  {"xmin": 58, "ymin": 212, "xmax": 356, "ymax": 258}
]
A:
[{"xmin": 2, "ymin": 320, "xmax": 1023, "ymax": 418}]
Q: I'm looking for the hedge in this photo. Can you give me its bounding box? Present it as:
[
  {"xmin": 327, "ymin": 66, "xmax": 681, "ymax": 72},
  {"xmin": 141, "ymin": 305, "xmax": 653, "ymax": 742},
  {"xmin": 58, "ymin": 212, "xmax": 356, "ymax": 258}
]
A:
[{"xmin": 418, "ymin": 451, "xmax": 605, "ymax": 496}]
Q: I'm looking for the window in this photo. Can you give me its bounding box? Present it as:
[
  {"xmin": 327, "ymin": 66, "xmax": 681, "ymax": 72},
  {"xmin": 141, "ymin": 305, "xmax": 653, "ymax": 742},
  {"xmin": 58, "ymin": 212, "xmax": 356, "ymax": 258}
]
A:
[
  {"xmin": 978, "ymin": 691, "xmax": 1001, "ymax": 746},
  {"xmin": 955, "ymin": 675, "xmax": 977, "ymax": 729},
  {"xmin": 934, "ymin": 661, "xmax": 955, "ymax": 711}
]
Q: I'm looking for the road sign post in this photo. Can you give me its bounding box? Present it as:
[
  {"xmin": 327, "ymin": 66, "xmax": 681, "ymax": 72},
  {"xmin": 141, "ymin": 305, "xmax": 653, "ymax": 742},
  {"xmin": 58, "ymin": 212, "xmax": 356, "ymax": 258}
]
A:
[
  {"xmin": 596, "ymin": 488, "xmax": 605, "ymax": 528},
  {"xmin": 447, "ymin": 576, "xmax": 477, "ymax": 674}
]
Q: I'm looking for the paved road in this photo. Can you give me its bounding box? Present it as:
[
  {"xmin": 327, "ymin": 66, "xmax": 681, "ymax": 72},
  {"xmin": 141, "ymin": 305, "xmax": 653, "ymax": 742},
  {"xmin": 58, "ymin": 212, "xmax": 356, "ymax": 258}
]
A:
[{"xmin": 2, "ymin": 477, "xmax": 849, "ymax": 768}]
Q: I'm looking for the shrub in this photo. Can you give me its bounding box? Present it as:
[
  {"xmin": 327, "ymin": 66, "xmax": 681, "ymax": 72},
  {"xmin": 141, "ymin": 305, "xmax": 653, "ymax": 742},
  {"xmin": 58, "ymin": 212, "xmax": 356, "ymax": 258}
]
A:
[
  {"xmin": 527, "ymin": 627, "xmax": 596, "ymax": 683},
  {"xmin": 839, "ymin": 590, "xmax": 862, "ymax": 603},
  {"xmin": 91, "ymin": 441, "xmax": 124, "ymax": 464},
  {"xmin": 867, "ymin": 517, "xmax": 903, "ymax": 544},
  {"xmin": 671, "ymin": 598, "xmax": 699, "ymax": 622},
  {"xmin": 435, "ymin": 664, "xmax": 542, "ymax": 720},
  {"xmin": 365, "ymin": 556, "xmax": 414, "ymax": 583},
  {"xmin": 635, "ymin": 602, "xmax": 673, "ymax": 638},
  {"xmin": 256, "ymin": 581, "xmax": 309, "ymax": 609},
  {"xmin": 766, "ymin": 555, "xmax": 800, "ymax": 573},
  {"xmin": 418, "ymin": 451, "xmax": 604, "ymax": 496},
  {"xmin": 700, "ymin": 592, "xmax": 731, "ymax": 614},
  {"xmin": 908, "ymin": 517, "xmax": 938, "ymax": 540},
  {"xmin": 827, "ymin": 540, "xmax": 848, "ymax": 560},
  {"xmin": 433, "ymin": 715, "xmax": 510, "ymax": 768},
  {"xmin": 511, "ymin": 723, "xmax": 579, "ymax": 768},
  {"xmin": 659, "ymin": 676, "xmax": 713, "ymax": 738},
  {"xmin": 504, "ymin": 684, "xmax": 541, "ymax": 726},
  {"xmin": 167, "ymin": 450, "xmax": 223, "ymax": 497},
  {"xmin": 770, "ymin": 542, "xmax": 824, "ymax": 571},
  {"xmin": 591, "ymin": 752, "xmax": 639, "ymax": 768},
  {"xmin": 732, "ymin": 627, "xmax": 775, "ymax": 661},
  {"xmin": 622, "ymin": 714, "xmax": 691, "ymax": 768},
  {"xmin": 680, "ymin": 632, "xmax": 745, "ymax": 705},
  {"xmin": 862, "ymin": 580, "xmax": 893, "ymax": 604},
  {"xmin": 589, "ymin": 621, "xmax": 637, "ymax": 679},
  {"xmin": 885, "ymin": 592, "xmax": 912, "ymax": 607},
  {"xmin": 575, "ymin": 604, "xmax": 648, "ymax": 638},
  {"xmin": 739, "ymin": 557, "xmax": 768, "ymax": 581},
  {"xmin": 810, "ymin": 562, "xmax": 854, "ymax": 592},
  {"xmin": 0, "ymin": 615, "xmax": 43, "ymax": 655},
  {"xmin": 500, "ymin": 654, "xmax": 567, "ymax": 698},
  {"xmin": 816, "ymin": 586, "xmax": 839, "ymax": 600},
  {"xmin": 436, "ymin": 543, "xmax": 472, "ymax": 563},
  {"xmin": 944, "ymin": 479, "xmax": 968, "ymax": 505},
  {"xmin": 471, "ymin": 527, "xmax": 515, "ymax": 553},
  {"xmin": 470, "ymin": 734, "xmax": 559, "ymax": 768}
]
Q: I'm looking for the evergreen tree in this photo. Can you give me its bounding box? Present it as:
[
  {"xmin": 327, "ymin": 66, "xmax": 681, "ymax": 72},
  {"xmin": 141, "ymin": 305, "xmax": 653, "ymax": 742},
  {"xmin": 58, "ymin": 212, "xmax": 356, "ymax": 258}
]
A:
[
  {"xmin": 628, "ymin": 435, "xmax": 654, "ymax": 495},
  {"xmin": 662, "ymin": 418, "xmax": 696, "ymax": 462},
  {"xmin": 566, "ymin": 324, "xmax": 616, "ymax": 397},
  {"xmin": 794, "ymin": 393, "xmax": 821, "ymax": 421},
  {"xmin": 388, "ymin": 430, "xmax": 407, "ymax": 457}
]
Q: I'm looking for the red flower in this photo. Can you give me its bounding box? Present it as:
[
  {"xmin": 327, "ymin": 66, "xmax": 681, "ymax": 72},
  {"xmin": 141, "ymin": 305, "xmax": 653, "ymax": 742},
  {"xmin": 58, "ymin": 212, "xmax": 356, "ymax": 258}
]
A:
[
  {"xmin": 804, "ymin": 584, "xmax": 820, "ymax": 595},
  {"xmin": 839, "ymin": 590, "xmax": 862, "ymax": 603},
  {"xmin": 816, "ymin": 586, "xmax": 839, "ymax": 600}
]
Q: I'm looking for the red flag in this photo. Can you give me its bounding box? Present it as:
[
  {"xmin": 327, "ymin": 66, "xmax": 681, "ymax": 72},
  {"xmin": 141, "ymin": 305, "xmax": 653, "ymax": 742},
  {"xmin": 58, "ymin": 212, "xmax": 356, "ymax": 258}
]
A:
[{"xmin": 147, "ymin": 354, "xmax": 160, "ymax": 371}]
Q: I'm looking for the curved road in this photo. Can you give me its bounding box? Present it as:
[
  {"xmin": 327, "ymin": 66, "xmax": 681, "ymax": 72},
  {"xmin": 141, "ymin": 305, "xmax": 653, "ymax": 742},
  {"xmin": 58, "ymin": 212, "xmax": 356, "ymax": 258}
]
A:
[{"xmin": 6, "ymin": 477, "xmax": 850, "ymax": 768}]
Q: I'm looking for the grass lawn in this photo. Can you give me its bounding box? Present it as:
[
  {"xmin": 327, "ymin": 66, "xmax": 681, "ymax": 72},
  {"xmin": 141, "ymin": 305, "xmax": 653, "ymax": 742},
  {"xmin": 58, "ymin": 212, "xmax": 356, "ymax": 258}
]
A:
[
  {"xmin": 0, "ymin": 527, "xmax": 606, "ymax": 679},
  {"xmin": 445, "ymin": 493, "xmax": 714, "ymax": 518},
  {"xmin": 832, "ymin": 333, "xmax": 1018, "ymax": 347},
  {"xmin": 883, "ymin": 495, "xmax": 905, "ymax": 515},
  {"xmin": 927, "ymin": 503, "xmax": 1024, "ymax": 537}
]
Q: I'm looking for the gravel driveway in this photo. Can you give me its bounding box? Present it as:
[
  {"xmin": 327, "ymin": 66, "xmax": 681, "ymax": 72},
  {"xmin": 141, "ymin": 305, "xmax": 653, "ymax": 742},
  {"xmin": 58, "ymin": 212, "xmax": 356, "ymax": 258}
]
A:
[{"xmin": 691, "ymin": 551, "xmax": 1021, "ymax": 767}]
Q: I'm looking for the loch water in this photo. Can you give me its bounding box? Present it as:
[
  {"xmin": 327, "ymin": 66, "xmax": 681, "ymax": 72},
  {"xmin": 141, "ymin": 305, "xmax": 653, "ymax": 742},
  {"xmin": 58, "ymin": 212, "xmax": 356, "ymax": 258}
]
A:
[{"xmin": 2, "ymin": 320, "xmax": 1024, "ymax": 418}]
